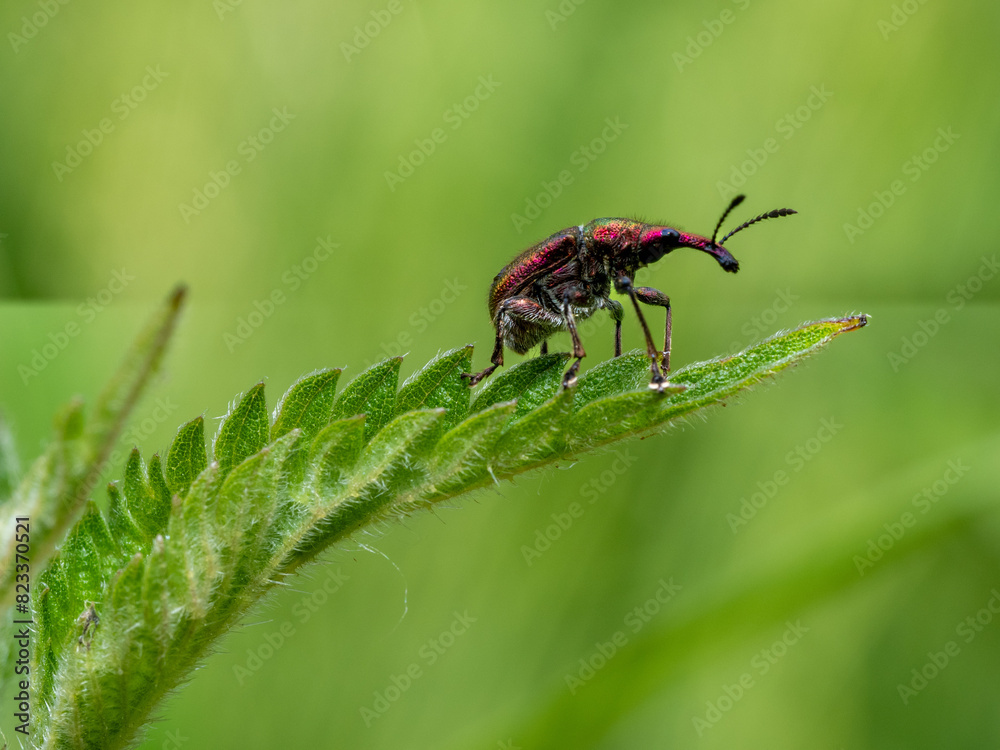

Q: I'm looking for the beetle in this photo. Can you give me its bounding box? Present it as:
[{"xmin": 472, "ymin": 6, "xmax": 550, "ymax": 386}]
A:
[{"xmin": 461, "ymin": 194, "xmax": 796, "ymax": 390}]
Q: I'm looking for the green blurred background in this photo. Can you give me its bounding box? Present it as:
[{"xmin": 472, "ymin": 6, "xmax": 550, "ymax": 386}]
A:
[{"xmin": 2, "ymin": 0, "xmax": 999, "ymax": 747}]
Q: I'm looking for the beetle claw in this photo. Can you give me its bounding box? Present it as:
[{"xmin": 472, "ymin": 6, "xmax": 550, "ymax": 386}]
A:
[{"xmin": 462, "ymin": 363, "xmax": 499, "ymax": 387}]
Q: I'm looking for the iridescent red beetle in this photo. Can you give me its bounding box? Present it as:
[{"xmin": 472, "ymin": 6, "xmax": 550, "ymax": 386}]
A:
[{"xmin": 462, "ymin": 195, "xmax": 796, "ymax": 391}]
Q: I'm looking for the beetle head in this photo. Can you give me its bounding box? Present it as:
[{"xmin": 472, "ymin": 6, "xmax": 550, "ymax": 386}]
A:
[
  {"xmin": 637, "ymin": 225, "xmax": 740, "ymax": 272},
  {"xmin": 639, "ymin": 195, "xmax": 797, "ymax": 274}
]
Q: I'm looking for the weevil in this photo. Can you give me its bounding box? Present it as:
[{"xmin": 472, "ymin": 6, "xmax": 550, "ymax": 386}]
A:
[{"xmin": 461, "ymin": 195, "xmax": 796, "ymax": 390}]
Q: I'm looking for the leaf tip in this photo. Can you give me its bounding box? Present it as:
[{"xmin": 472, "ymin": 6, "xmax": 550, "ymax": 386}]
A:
[
  {"xmin": 843, "ymin": 313, "xmax": 869, "ymax": 331},
  {"xmin": 169, "ymin": 284, "xmax": 188, "ymax": 308}
]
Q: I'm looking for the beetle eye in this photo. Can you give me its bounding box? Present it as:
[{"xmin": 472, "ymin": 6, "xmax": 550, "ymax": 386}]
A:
[{"xmin": 638, "ymin": 227, "xmax": 681, "ymax": 265}]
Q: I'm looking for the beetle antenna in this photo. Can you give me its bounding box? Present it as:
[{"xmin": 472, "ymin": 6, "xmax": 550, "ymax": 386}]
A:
[
  {"xmin": 711, "ymin": 194, "xmax": 746, "ymax": 246},
  {"xmin": 720, "ymin": 207, "xmax": 797, "ymax": 245}
]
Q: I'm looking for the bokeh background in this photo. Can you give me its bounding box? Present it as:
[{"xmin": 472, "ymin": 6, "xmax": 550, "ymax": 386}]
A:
[{"xmin": 2, "ymin": 0, "xmax": 999, "ymax": 747}]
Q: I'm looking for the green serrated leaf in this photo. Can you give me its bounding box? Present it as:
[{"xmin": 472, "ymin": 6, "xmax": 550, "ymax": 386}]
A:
[
  {"xmin": 76, "ymin": 502, "xmax": 122, "ymax": 588},
  {"xmin": 510, "ymin": 360, "xmax": 571, "ymax": 419},
  {"xmin": 173, "ymin": 462, "xmax": 223, "ymax": 616},
  {"xmin": 35, "ymin": 562, "xmax": 69, "ymax": 702},
  {"xmin": 666, "ymin": 318, "xmax": 862, "ymax": 398},
  {"xmin": 424, "ymin": 400, "xmax": 517, "ymax": 498},
  {"xmin": 566, "ymin": 316, "xmax": 869, "ymax": 452},
  {"xmin": 289, "ymin": 409, "xmax": 446, "ymax": 566},
  {"xmin": 331, "ymin": 357, "xmax": 402, "ymax": 442},
  {"xmin": 215, "ymin": 431, "xmax": 300, "ymax": 603},
  {"xmin": 395, "ymin": 345, "xmax": 474, "ymax": 430},
  {"xmin": 122, "ymin": 448, "xmax": 168, "ymax": 539},
  {"xmin": 0, "ymin": 286, "xmax": 186, "ymax": 611},
  {"xmin": 266, "ymin": 417, "xmax": 367, "ymax": 571},
  {"xmin": 24, "ymin": 314, "xmax": 868, "ymax": 750},
  {"xmin": 40, "ymin": 504, "xmax": 114, "ymax": 657},
  {"xmin": 470, "ymin": 353, "xmax": 569, "ymax": 416},
  {"xmin": 165, "ymin": 417, "xmax": 208, "ymax": 497},
  {"xmin": 108, "ymin": 552, "xmax": 144, "ymax": 623},
  {"xmin": 572, "ymin": 351, "xmax": 671, "ymax": 410},
  {"xmin": 148, "ymin": 453, "xmax": 172, "ymax": 506},
  {"xmin": 101, "ymin": 554, "xmax": 150, "ymax": 734},
  {"xmin": 271, "ymin": 369, "xmax": 342, "ymax": 442},
  {"xmin": 347, "ymin": 409, "xmax": 446, "ymax": 500},
  {"xmin": 307, "ymin": 416, "xmax": 367, "ymax": 497},
  {"xmin": 213, "ymin": 447, "xmax": 273, "ymax": 576},
  {"xmin": 565, "ymin": 390, "xmax": 673, "ymax": 452},
  {"xmin": 107, "ymin": 482, "xmax": 145, "ymax": 559},
  {"xmin": 141, "ymin": 534, "xmax": 172, "ymax": 659},
  {"xmin": 214, "ymin": 383, "xmax": 269, "ymax": 477},
  {"xmin": 492, "ymin": 387, "xmax": 575, "ymax": 475}
]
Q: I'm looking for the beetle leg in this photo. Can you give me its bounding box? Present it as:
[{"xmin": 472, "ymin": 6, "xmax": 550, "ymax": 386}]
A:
[
  {"xmin": 462, "ymin": 329, "xmax": 504, "ymax": 387},
  {"xmin": 616, "ymin": 275, "xmax": 668, "ymax": 392},
  {"xmin": 561, "ymin": 296, "xmax": 587, "ymax": 388},
  {"xmin": 539, "ymin": 340, "xmax": 548, "ymax": 355},
  {"xmin": 463, "ymin": 297, "xmax": 564, "ymax": 387},
  {"xmin": 605, "ymin": 299, "xmax": 624, "ymax": 357},
  {"xmin": 631, "ymin": 287, "xmax": 671, "ymax": 373},
  {"xmin": 496, "ymin": 297, "xmax": 565, "ymax": 347}
]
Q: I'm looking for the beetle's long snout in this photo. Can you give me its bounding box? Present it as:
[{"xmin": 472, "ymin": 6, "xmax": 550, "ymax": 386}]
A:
[
  {"xmin": 678, "ymin": 232, "xmax": 740, "ymax": 273},
  {"xmin": 702, "ymin": 243, "xmax": 739, "ymax": 273}
]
